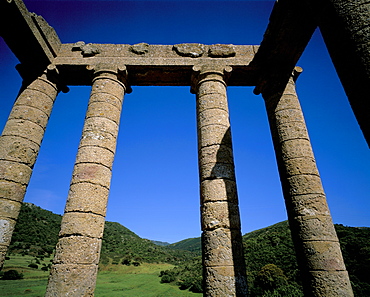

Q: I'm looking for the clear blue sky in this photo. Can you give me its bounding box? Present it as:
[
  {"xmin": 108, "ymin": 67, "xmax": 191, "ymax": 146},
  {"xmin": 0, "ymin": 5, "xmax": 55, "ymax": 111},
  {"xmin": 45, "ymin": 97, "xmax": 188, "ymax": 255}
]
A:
[{"xmin": 1, "ymin": 0, "xmax": 369, "ymax": 243}]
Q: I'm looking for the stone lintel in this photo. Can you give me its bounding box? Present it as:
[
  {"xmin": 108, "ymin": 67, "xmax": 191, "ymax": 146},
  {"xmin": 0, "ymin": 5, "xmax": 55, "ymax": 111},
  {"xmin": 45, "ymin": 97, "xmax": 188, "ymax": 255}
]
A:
[
  {"xmin": 54, "ymin": 44, "xmax": 258, "ymax": 86},
  {"xmin": 250, "ymin": 0, "xmax": 316, "ymax": 95},
  {"xmin": 0, "ymin": 0, "xmax": 61, "ymax": 77}
]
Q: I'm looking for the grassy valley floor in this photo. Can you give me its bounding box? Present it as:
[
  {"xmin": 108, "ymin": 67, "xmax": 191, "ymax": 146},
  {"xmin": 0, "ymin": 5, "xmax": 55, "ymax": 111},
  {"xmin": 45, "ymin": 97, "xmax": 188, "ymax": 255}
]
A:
[{"xmin": 1, "ymin": 255, "xmax": 201, "ymax": 296}]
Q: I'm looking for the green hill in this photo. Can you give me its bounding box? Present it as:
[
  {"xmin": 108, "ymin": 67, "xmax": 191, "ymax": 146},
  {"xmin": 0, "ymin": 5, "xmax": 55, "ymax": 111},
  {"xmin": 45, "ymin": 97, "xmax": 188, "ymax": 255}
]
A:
[
  {"xmin": 9, "ymin": 203, "xmax": 62, "ymax": 257},
  {"xmin": 100, "ymin": 221, "xmax": 195, "ymax": 265},
  {"xmin": 242, "ymin": 221, "xmax": 300, "ymax": 287},
  {"xmin": 242, "ymin": 221, "xmax": 370, "ymax": 296},
  {"xmin": 151, "ymin": 240, "xmax": 171, "ymax": 247},
  {"xmin": 160, "ymin": 221, "xmax": 370, "ymax": 296},
  {"xmin": 168, "ymin": 237, "xmax": 201, "ymax": 255},
  {"xmin": 7, "ymin": 203, "xmax": 196, "ymax": 266}
]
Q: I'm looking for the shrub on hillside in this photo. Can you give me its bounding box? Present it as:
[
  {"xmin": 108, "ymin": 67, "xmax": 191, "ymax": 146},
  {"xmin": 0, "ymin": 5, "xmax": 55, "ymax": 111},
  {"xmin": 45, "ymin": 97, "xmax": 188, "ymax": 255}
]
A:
[
  {"xmin": 2, "ymin": 269, "xmax": 24, "ymax": 280},
  {"xmin": 160, "ymin": 274, "xmax": 173, "ymax": 283},
  {"xmin": 28, "ymin": 263, "xmax": 38, "ymax": 269}
]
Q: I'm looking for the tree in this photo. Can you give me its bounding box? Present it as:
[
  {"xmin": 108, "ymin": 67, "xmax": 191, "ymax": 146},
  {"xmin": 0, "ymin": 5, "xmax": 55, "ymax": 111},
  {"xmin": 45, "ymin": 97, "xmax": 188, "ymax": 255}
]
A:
[
  {"xmin": 28, "ymin": 263, "xmax": 38, "ymax": 269},
  {"xmin": 256, "ymin": 264, "xmax": 287, "ymax": 291},
  {"xmin": 253, "ymin": 264, "xmax": 303, "ymax": 297},
  {"xmin": 2, "ymin": 270, "xmax": 24, "ymax": 280},
  {"xmin": 160, "ymin": 274, "xmax": 174, "ymax": 283}
]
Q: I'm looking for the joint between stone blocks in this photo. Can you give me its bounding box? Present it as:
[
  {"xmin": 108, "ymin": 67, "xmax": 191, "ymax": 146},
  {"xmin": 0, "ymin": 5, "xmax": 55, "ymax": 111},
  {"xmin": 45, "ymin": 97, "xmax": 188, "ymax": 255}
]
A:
[
  {"xmin": 197, "ymin": 122, "xmax": 230, "ymax": 130},
  {"xmin": 287, "ymin": 172, "xmax": 321, "ymax": 179},
  {"xmin": 71, "ymin": 180, "xmax": 111, "ymax": 191},
  {"xmin": 78, "ymin": 143, "xmax": 115, "ymax": 156},
  {"xmin": 89, "ymin": 89, "xmax": 122, "ymax": 99},
  {"xmin": 58, "ymin": 233, "xmax": 100, "ymax": 240},
  {"xmin": 0, "ymin": 160, "xmax": 32, "ymax": 185},
  {"xmin": 202, "ymin": 176, "xmax": 236, "ymax": 182},
  {"xmin": 0, "ymin": 136, "xmax": 40, "ymax": 166},
  {"xmin": 302, "ymin": 239, "xmax": 340, "ymax": 243},
  {"xmin": 91, "ymin": 76, "xmax": 126, "ymax": 93},
  {"xmin": 19, "ymin": 89, "xmax": 57, "ymax": 108},
  {"xmin": 82, "ymin": 118, "xmax": 119, "ymax": 139},
  {"xmin": 3, "ymin": 118, "xmax": 47, "ymax": 134},
  {"xmin": 84, "ymin": 115, "xmax": 119, "ymax": 131},
  {"xmin": 197, "ymin": 106, "xmax": 229, "ymax": 115},
  {"xmin": 31, "ymin": 76, "xmax": 59, "ymax": 94},
  {"xmin": 0, "ymin": 215, "xmax": 16, "ymax": 224},
  {"xmin": 10, "ymin": 106, "xmax": 50, "ymax": 130},
  {"xmin": 64, "ymin": 209, "xmax": 105, "ymax": 218},
  {"xmin": 279, "ymin": 136, "xmax": 311, "ymax": 144},
  {"xmin": 88, "ymin": 92, "xmax": 123, "ymax": 107},
  {"xmin": 2, "ymin": 119, "xmax": 46, "ymax": 145},
  {"xmin": 74, "ymin": 161, "xmax": 113, "ymax": 172},
  {"xmin": 59, "ymin": 212, "xmax": 106, "ymax": 239},
  {"xmin": 0, "ymin": 199, "xmax": 21, "ymax": 219}
]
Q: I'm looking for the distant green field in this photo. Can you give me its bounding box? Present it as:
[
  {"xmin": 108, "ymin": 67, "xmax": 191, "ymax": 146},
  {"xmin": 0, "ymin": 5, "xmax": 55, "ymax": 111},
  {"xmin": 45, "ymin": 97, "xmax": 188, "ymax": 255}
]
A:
[
  {"xmin": 1, "ymin": 255, "xmax": 201, "ymax": 296},
  {"xmin": 96, "ymin": 264, "xmax": 200, "ymax": 297}
]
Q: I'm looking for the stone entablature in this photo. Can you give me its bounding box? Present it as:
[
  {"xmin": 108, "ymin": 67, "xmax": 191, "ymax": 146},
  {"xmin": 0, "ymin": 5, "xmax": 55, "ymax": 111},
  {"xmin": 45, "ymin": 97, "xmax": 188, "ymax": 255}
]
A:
[{"xmin": 54, "ymin": 43, "xmax": 258, "ymax": 86}]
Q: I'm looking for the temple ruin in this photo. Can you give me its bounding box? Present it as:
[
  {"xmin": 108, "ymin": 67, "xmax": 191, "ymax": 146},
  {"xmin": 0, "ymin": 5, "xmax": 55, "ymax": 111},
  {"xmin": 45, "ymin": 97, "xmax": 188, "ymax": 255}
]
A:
[{"xmin": 1, "ymin": 0, "xmax": 369, "ymax": 296}]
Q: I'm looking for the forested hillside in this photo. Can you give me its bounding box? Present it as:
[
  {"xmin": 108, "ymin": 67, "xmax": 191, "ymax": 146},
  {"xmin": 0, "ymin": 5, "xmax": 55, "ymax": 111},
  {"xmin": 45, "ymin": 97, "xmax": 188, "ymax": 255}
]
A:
[
  {"xmin": 161, "ymin": 222, "xmax": 370, "ymax": 296},
  {"xmin": 242, "ymin": 221, "xmax": 370, "ymax": 296},
  {"xmin": 9, "ymin": 203, "xmax": 62, "ymax": 257},
  {"xmin": 7, "ymin": 203, "xmax": 196, "ymax": 266},
  {"xmin": 6, "ymin": 203, "xmax": 370, "ymax": 296},
  {"xmin": 100, "ymin": 221, "xmax": 196, "ymax": 265}
]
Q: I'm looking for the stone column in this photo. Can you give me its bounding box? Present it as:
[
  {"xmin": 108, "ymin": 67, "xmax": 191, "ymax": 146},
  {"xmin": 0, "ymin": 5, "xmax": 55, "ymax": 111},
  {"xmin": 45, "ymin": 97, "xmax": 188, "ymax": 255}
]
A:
[
  {"xmin": 45, "ymin": 64, "xmax": 129, "ymax": 296},
  {"xmin": 0, "ymin": 65, "xmax": 62, "ymax": 269},
  {"xmin": 261, "ymin": 67, "xmax": 353, "ymax": 296},
  {"xmin": 191, "ymin": 64, "xmax": 247, "ymax": 296}
]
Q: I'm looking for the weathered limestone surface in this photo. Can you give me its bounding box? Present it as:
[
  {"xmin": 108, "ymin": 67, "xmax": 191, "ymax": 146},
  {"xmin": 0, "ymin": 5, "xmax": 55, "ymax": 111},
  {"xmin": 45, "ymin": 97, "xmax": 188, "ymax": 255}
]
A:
[
  {"xmin": 0, "ymin": 70, "xmax": 59, "ymax": 269},
  {"xmin": 46, "ymin": 264, "xmax": 98, "ymax": 297},
  {"xmin": 192, "ymin": 64, "xmax": 247, "ymax": 296},
  {"xmin": 251, "ymin": 0, "xmax": 316, "ymax": 97},
  {"xmin": 262, "ymin": 68, "xmax": 353, "ymax": 297},
  {"xmin": 45, "ymin": 64, "xmax": 127, "ymax": 296},
  {"xmin": 55, "ymin": 43, "xmax": 257, "ymax": 87}
]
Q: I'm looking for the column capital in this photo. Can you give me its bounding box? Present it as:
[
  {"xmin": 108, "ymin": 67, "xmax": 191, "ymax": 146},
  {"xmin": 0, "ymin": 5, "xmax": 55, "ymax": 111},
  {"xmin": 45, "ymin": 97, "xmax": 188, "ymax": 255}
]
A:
[
  {"xmin": 254, "ymin": 66, "xmax": 303, "ymax": 96},
  {"xmin": 16, "ymin": 63, "xmax": 69, "ymax": 93},
  {"xmin": 292, "ymin": 66, "xmax": 303, "ymax": 82},
  {"xmin": 45, "ymin": 64, "xmax": 69, "ymax": 93},
  {"xmin": 190, "ymin": 64, "xmax": 232, "ymax": 94},
  {"xmin": 87, "ymin": 63, "xmax": 132, "ymax": 93}
]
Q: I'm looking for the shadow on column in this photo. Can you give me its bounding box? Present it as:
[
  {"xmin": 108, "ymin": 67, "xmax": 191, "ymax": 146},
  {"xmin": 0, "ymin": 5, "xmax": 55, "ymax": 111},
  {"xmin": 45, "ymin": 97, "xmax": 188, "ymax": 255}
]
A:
[{"xmin": 209, "ymin": 127, "xmax": 248, "ymax": 296}]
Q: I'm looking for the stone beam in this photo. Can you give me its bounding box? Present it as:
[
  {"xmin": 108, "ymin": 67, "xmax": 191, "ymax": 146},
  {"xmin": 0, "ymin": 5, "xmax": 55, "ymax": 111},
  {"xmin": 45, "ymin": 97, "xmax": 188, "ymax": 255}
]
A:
[
  {"xmin": 250, "ymin": 0, "xmax": 316, "ymax": 94},
  {"xmin": 54, "ymin": 43, "xmax": 258, "ymax": 86},
  {"xmin": 307, "ymin": 0, "xmax": 370, "ymax": 146},
  {"xmin": 0, "ymin": 0, "xmax": 61, "ymax": 79}
]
